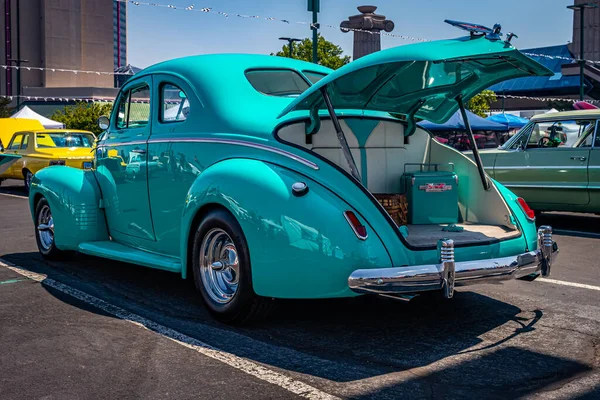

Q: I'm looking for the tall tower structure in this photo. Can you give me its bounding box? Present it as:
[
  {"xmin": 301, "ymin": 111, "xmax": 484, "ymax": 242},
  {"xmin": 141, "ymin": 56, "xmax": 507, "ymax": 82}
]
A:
[{"xmin": 340, "ymin": 6, "xmax": 395, "ymax": 60}]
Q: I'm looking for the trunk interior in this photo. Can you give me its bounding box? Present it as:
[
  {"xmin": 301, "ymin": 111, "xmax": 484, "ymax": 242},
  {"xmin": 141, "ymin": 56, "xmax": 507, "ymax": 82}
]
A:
[{"xmin": 278, "ymin": 117, "xmax": 520, "ymax": 248}]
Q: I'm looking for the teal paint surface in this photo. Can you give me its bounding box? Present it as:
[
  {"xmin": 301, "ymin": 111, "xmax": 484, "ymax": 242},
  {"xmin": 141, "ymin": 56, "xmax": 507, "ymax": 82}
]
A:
[
  {"xmin": 278, "ymin": 36, "xmax": 553, "ymax": 122},
  {"xmin": 27, "ymin": 36, "xmax": 552, "ymax": 299}
]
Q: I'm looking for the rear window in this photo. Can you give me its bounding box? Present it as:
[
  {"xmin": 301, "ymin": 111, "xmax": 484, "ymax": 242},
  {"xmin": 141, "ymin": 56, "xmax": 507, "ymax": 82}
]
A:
[
  {"xmin": 245, "ymin": 69, "xmax": 310, "ymax": 97},
  {"xmin": 303, "ymin": 71, "xmax": 327, "ymax": 84}
]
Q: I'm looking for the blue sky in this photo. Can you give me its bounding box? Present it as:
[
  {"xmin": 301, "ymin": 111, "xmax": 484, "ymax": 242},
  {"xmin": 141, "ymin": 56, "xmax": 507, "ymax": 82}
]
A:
[{"xmin": 127, "ymin": 0, "xmax": 575, "ymax": 68}]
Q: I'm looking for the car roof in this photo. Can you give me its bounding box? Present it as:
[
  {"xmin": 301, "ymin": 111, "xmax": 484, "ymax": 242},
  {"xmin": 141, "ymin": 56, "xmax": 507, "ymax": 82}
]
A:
[
  {"xmin": 530, "ymin": 109, "xmax": 600, "ymax": 121},
  {"xmin": 32, "ymin": 129, "xmax": 94, "ymax": 134},
  {"xmin": 132, "ymin": 54, "xmax": 333, "ymax": 135}
]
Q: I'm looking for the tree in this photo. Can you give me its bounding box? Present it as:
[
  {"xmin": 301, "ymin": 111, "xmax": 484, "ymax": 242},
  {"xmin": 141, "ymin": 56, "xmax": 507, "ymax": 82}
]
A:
[
  {"xmin": 273, "ymin": 34, "xmax": 351, "ymax": 70},
  {"xmin": 467, "ymin": 90, "xmax": 497, "ymax": 118},
  {"xmin": 0, "ymin": 97, "xmax": 14, "ymax": 118},
  {"xmin": 51, "ymin": 102, "xmax": 112, "ymax": 135}
]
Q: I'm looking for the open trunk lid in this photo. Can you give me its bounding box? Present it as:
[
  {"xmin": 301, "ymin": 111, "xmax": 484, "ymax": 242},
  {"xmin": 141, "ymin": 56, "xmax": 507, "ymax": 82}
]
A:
[{"xmin": 277, "ymin": 35, "xmax": 552, "ymax": 123}]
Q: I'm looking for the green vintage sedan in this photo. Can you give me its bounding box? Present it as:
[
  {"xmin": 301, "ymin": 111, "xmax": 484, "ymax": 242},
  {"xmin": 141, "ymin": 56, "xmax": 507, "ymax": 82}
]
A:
[
  {"xmin": 29, "ymin": 24, "xmax": 559, "ymax": 323},
  {"xmin": 478, "ymin": 110, "xmax": 600, "ymax": 213}
]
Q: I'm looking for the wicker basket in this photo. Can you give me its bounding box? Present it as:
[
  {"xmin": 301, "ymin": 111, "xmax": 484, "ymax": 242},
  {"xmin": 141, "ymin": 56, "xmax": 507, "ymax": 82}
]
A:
[{"xmin": 374, "ymin": 194, "xmax": 408, "ymax": 226}]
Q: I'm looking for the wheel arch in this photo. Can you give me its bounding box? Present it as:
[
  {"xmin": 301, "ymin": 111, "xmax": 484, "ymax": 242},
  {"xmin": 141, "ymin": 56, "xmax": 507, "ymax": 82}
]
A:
[
  {"xmin": 179, "ymin": 158, "xmax": 392, "ymax": 298},
  {"xmin": 29, "ymin": 166, "xmax": 109, "ymax": 251}
]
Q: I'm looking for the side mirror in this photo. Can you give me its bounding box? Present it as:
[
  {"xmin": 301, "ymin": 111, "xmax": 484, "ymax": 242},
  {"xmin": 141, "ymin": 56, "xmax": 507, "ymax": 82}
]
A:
[{"xmin": 98, "ymin": 115, "xmax": 110, "ymax": 131}]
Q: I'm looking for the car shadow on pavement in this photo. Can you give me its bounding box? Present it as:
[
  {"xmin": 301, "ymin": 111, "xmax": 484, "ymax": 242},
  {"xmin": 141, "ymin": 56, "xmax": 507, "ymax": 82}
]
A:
[
  {"xmin": 537, "ymin": 212, "xmax": 600, "ymax": 236},
  {"xmin": 1, "ymin": 251, "xmax": 593, "ymax": 398}
]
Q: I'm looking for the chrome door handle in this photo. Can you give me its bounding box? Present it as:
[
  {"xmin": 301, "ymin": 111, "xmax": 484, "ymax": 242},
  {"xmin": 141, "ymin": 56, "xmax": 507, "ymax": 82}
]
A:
[
  {"xmin": 131, "ymin": 149, "xmax": 146, "ymax": 154},
  {"xmin": 570, "ymin": 156, "xmax": 586, "ymax": 161}
]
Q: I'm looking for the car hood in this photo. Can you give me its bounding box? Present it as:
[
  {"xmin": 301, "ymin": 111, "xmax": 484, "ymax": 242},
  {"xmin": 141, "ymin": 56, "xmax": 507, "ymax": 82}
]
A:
[{"xmin": 277, "ymin": 35, "xmax": 552, "ymax": 124}]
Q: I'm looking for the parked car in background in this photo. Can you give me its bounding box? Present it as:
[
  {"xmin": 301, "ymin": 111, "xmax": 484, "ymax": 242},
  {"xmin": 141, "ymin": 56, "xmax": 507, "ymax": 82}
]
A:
[
  {"xmin": 478, "ymin": 110, "xmax": 600, "ymax": 213},
  {"xmin": 28, "ymin": 27, "xmax": 559, "ymax": 323},
  {"xmin": 0, "ymin": 129, "xmax": 96, "ymax": 191}
]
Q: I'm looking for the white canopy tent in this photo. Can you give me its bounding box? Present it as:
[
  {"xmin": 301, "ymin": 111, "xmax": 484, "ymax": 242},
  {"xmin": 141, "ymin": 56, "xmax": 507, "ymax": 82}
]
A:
[{"xmin": 10, "ymin": 106, "xmax": 64, "ymax": 129}]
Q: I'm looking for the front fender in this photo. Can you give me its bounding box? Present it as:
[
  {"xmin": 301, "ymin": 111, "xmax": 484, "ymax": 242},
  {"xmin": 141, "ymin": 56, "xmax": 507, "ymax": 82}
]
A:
[
  {"xmin": 181, "ymin": 159, "xmax": 392, "ymax": 299},
  {"xmin": 29, "ymin": 166, "xmax": 109, "ymax": 251}
]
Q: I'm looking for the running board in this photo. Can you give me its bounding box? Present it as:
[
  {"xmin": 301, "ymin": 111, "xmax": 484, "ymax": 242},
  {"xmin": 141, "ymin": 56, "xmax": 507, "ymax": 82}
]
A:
[{"xmin": 78, "ymin": 241, "xmax": 182, "ymax": 273}]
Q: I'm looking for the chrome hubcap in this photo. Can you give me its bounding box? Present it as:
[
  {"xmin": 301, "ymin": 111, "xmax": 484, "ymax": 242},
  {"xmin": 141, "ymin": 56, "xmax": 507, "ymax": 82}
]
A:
[
  {"xmin": 37, "ymin": 205, "xmax": 54, "ymax": 252},
  {"xmin": 199, "ymin": 228, "xmax": 240, "ymax": 304}
]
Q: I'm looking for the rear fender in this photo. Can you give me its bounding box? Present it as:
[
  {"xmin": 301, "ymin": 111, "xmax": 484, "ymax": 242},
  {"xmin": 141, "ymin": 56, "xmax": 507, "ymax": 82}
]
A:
[
  {"xmin": 180, "ymin": 158, "xmax": 391, "ymax": 299},
  {"xmin": 29, "ymin": 166, "xmax": 109, "ymax": 251}
]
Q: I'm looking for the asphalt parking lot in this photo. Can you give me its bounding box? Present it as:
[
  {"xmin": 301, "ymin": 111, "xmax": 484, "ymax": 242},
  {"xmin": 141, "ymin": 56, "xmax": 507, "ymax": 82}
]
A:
[{"xmin": 0, "ymin": 178, "xmax": 599, "ymax": 399}]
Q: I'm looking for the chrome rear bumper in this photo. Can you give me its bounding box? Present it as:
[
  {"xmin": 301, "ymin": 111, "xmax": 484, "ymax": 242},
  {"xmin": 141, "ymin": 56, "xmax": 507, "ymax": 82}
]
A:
[{"xmin": 348, "ymin": 226, "xmax": 558, "ymax": 298}]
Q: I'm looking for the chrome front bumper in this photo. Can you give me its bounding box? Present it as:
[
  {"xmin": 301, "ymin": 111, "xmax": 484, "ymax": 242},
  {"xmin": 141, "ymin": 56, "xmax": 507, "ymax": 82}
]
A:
[{"xmin": 348, "ymin": 226, "xmax": 559, "ymax": 299}]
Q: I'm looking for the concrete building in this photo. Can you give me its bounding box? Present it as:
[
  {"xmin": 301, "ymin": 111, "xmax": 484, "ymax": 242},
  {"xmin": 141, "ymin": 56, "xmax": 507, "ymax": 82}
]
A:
[
  {"xmin": 0, "ymin": 0, "xmax": 126, "ymax": 112},
  {"xmin": 568, "ymin": 0, "xmax": 600, "ymax": 61}
]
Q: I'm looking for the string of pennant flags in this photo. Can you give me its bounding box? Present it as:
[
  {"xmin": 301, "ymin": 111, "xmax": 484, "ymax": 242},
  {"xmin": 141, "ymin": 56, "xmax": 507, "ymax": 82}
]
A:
[
  {"xmin": 117, "ymin": 0, "xmax": 429, "ymax": 42},
  {"xmin": 497, "ymin": 94, "xmax": 600, "ymax": 104},
  {"xmin": 0, "ymin": 0, "xmax": 598, "ymax": 106}
]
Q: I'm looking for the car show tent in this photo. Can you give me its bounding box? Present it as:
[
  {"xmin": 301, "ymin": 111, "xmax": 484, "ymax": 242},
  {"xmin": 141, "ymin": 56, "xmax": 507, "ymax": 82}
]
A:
[
  {"xmin": 418, "ymin": 109, "xmax": 507, "ymax": 131},
  {"xmin": 10, "ymin": 106, "xmax": 64, "ymax": 129},
  {"xmin": 486, "ymin": 113, "xmax": 530, "ymax": 129}
]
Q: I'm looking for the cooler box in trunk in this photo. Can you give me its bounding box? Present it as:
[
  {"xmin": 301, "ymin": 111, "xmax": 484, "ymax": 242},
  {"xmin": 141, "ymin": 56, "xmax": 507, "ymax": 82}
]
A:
[{"xmin": 401, "ymin": 164, "xmax": 459, "ymax": 225}]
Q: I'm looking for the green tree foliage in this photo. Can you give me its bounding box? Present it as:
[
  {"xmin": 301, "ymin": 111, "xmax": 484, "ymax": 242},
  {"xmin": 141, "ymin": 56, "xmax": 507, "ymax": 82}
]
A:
[
  {"xmin": 468, "ymin": 90, "xmax": 497, "ymax": 117},
  {"xmin": 0, "ymin": 97, "xmax": 14, "ymax": 118},
  {"xmin": 51, "ymin": 102, "xmax": 112, "ymax": 135},
  {"xmin": 273, "ymin": 34, "xmax": 351, "ymax": 70}
]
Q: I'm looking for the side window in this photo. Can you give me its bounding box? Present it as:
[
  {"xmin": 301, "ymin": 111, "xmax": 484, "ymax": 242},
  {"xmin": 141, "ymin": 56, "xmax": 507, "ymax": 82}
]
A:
[
  {"xmin": 115, "ymin": 84, "xmax": 151, "ymax": 129},
  {"xmin": 8, "ymin": 134, "xmax": 22, "ymax": 150},
  {"xmin": 528, "ymin": 119, "xmax": 595, "ymax": 149},
  {"xmin": 161, "ymin": 83, "xmax": 189, "ymax": 122},
  {"xmin": 21, "ymin": 133, "xmax": 29, "ymax": 149}
]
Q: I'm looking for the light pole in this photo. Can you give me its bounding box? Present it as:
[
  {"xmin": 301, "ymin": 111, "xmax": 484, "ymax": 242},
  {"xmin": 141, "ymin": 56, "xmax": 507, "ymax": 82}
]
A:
[
  {"xmin": 308, "ymin": 0, "xmax": 320, "ymax": 64},
  {"xmin": 278, "ymin": 37, "xmax": 302, "ymax": 59},
  {"xmin": 567, "ymin": 2, "xmax": 598, "ymax": 101},
  {"xmin": 7, "ymin": 58, "xmax": 29, "ymax": 111}
]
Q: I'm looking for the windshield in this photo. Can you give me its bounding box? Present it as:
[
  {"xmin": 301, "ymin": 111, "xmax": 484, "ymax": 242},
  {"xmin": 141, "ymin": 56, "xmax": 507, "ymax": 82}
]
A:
[{"xmin": 36, "ymin": 132, "xmax": 95, "ymax": 148}]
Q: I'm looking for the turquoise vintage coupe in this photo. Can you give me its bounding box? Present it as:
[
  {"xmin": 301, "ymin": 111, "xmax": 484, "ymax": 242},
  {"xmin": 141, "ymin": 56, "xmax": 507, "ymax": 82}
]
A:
[{"xmin": 29, "ymin": 23, "xmax": 559, "ymax": 323}]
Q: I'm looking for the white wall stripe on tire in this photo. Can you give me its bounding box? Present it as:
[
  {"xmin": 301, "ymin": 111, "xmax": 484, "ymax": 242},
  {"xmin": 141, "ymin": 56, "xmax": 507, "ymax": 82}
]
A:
[
  {"xmin": 0, "ymin": 259, "xmax": 339, "ymax": 400},
  {"xmin": 538, "ymin": 277, "xmax": 600, "ymax": 292}
]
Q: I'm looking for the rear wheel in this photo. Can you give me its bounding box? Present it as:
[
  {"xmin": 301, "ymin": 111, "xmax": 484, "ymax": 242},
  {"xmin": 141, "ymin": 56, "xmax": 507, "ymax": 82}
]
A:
[
  {"xmin": 23, "ymin": 169, "xmax": 33, "ymax": 192},
  {"xmin": 192, "ymin": 208, "xmax": 273, "ymax": 324},
  {"xmin": 34, "ymin": 197, "xmax": 70, "ymax": 260}
]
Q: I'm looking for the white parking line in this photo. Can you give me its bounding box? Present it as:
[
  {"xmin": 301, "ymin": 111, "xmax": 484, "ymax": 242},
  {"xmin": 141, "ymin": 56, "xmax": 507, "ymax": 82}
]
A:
[
  {"xmin": 0, "ymin": 259, "xmax": 339, "ymax": 400},
  {"xmin": 538, "ymin": 278, "xmax": 600, "ymax": 292},
  {"xmin": 0, "ymin": 192, "xmax": 27, "ymax": 199}
]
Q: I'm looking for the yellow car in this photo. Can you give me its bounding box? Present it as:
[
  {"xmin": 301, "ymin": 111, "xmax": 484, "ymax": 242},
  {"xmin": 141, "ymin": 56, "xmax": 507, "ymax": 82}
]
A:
[{"xmin": 0, "ymin": 129, "xmax": 96, "ymax": 190}]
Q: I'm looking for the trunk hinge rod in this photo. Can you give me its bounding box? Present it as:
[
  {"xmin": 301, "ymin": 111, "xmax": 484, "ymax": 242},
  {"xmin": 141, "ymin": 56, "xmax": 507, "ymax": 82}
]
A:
[
  {"xmin": 456, "ymin": 95, "xmax": 490, "ymax": 191},
  {"xmin": 320, "ymin": 87, "xmax": 362, "ymax": 182}
]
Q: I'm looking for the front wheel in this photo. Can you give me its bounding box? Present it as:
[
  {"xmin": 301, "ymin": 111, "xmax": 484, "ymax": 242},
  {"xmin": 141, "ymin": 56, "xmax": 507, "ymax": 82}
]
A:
[
  {"xmin": 34, "ymin": 197, "xmax": 70, "ymax": 260},
  {"xmin": 192, "ymin": 208, "xmax": 273, "ymax": 324}
]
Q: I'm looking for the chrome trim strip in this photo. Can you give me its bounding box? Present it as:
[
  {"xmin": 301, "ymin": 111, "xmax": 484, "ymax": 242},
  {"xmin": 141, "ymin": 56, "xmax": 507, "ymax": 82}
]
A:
[
  {"xmin": 98, "ymin": 140, "xmax": 148, "ymax": 147},
  {"xmin": 147, "ymin": 137, "xmax": 319, "ymax": 170},
  {"xmin": 496, "ymin": 165, "xmax": 588, "ymax": 170},
  {"xmin": 348, "ymin": 240, "xmax": 559, "ymax": 295},
  {"xmin": 505, "ymin": 184, "xmax": 588, "ymax": 189}
]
